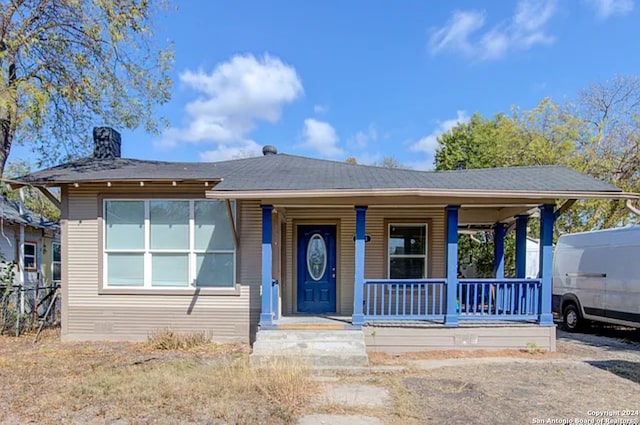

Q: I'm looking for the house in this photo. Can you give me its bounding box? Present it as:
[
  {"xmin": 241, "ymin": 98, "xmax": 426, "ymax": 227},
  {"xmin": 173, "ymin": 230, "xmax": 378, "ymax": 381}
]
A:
[
  {"xmin": 0, "ymin": 195, "xmax": 60, "ymax": 330},
  {"xmin": 17, "ymin": 127, "xmax": 639, "ymax": 353},
  {"xmin": 0, "ymin": 196, "xmax": 60, "ymax": 289}
]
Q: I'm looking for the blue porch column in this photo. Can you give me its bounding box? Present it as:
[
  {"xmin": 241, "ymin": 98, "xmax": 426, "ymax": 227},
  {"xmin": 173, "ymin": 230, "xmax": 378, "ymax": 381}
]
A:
[
  {"xmin": 493, "ymin": 222, "xmax": 506, "ymax": 279},
  {"xmin": 538, "ymin": 205, "xmax": 555, "ymax": 326},
  {"xmin": 352, "ymin": 206, "xmax": 367, "ymax": 327},
  {"xmin": 515, "ymin": 215, "xmax": 529, "ymax": 279},
  {"xmin": 444, "ymin": 206, "xmax": 459, "ymax": 327},
  {"xmin": 259, "ymin": 205, "xmax": 274, "ymax": 327}
]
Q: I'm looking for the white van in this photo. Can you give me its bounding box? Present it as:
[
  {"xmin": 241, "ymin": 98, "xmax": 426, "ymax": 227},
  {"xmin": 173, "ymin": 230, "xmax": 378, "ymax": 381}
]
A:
[{"xmin": 552, "ymin": 226, "xmax": 640, "ymax": 331}]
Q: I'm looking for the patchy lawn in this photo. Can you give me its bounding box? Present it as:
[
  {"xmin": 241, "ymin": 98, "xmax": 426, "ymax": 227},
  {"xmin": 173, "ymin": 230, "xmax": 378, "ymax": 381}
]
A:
[
  {"xmin": 366, "ymin": 330, "xmax": 640, "ymax": 425},
  {"xmin": 2, "ymin": 328, "xmax": 639, "ymax": 425},
  {"xmin": 0, "ymin": 329, "xmax": 319, "ymax": 425}
]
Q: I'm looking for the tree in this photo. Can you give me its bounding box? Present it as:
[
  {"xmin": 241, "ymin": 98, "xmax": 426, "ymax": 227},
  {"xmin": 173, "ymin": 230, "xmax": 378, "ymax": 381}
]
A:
[
  {"xmin": 434, "ymin": 113, "xmax": 504, "ymax": 170},
  {"xmin": 568, "ymin": 75, "xmax": 640, "ymax": 230},
  {"xmin": 434, "ymin": 75, "xmax": 640, "ymax": 275},
  {"xmin": 345, "ymin": 156, "xmax": 410, "ymax": 168},
  {"xmin": 435, "ymin": 104, "xmax": 579, "ymax": 171},
  {"xmin": 375, "ymin": 156, "xmax": 406, "ymax": 169},
  {"xmin": 0, "ymin": 0, "xmax": 173, "ymax": 176},
  {"xmin": 2, "ymin": 160, "xmax": 59, "ymax": 220}
]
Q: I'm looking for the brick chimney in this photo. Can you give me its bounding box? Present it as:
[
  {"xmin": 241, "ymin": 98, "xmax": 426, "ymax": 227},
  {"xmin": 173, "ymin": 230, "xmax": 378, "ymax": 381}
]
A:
[{"xmin": 93, "ymin": 127, "xmax": 121, "ymax": 159}]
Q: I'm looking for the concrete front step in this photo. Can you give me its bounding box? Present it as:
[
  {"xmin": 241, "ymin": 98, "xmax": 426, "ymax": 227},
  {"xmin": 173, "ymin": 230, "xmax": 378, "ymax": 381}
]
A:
[
  {"xmin": 251, "ymin": 353, "xmax": 369, "ymax": 367},
  {"xmin": 250, "ymin": 329, "xmax": 369, "ymax": 367},
  {"xmin": 253, "ymin": 342, "xmax": 367, "ymax": 352},
  {"xmin": 277, "ymin": 324, "xmax": 347, "ymax": 330},
  {"xmin": 255, "ymin": 329, "xmax": 365, "ymax": 341}
]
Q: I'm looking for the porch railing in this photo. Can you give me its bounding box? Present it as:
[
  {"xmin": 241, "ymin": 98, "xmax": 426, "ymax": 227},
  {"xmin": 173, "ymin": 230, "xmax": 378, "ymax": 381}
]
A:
[
  {"xmin": 457, "ymin": 278, "xmax": 541, "ymax": 321},
  {"xmin": 362, "ymin": 278, "xmax": 542, "ymax": 323},
  {"xmin": 363, "ymin": 279, "xmax": 446, "ymax": 321}
]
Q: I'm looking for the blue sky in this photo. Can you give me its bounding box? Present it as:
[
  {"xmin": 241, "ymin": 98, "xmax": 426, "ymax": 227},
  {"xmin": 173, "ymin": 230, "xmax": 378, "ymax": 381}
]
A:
[{"xmin": 18, "ymin": 0, "xmax": 640, "ymax": 170}]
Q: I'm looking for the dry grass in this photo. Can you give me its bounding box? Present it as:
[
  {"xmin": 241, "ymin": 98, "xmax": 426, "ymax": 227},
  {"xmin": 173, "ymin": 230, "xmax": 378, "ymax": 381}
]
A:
[
  {"xmin": 0, "ymin": 331, "xmax": 319, "ymax": 425},
  {"xmin": 145, "ymin": 328, "xmax": 212, "ymax": 350},
  {"xmin": 368, "ymin": 347, "xmax": 565, "ymax": 366},
  {"xmin": 382, "ymin": 360, "xmax": 640, "ymax": 425}
]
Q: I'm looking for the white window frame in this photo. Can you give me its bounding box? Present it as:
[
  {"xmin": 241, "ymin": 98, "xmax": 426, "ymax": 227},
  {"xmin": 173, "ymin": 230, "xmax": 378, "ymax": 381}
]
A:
[
  {"xmin": 24, "ymin": 241, "xmax": 37, "ymax": 271},
  {"xmin": 51, "ymin": 242, "xmax": 62, "ymax": 283},
  {"xmin": 103, "ymin": 199, "xmax": 236, "ymax": 289},
  {"xmin": 387, "ymin": 223, "xmax": 429, "ymax": 279}
]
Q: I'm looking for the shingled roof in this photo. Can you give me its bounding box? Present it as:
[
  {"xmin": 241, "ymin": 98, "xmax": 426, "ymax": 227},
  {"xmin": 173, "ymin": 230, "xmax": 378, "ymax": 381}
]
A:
[
  {"xmin": 18, "ymin": 152, "xmax": 622, "ymax": 194},
  {"xmin": 0, "ymin": 196, "xmax": 58, "ymax": 231}
]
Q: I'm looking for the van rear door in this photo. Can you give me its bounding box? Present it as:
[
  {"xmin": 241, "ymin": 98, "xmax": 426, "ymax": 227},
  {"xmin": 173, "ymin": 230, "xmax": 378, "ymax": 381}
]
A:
[
  {"xmin": 604, "ymin": 245, "xmax": 640, "ymax": 325},
  {"xmin": 574, "ymin": 245, "xmax": 607, "ymax": 318}
]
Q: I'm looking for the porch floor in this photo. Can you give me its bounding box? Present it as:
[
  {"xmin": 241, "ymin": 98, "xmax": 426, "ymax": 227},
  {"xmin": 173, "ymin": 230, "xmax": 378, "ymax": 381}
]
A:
[
  {"xmin": 274, "ymin": 315, "xmax": 540, "ymax": 328},
  {"xmin": 274, "ymin": 315, "xmax": 352, "ymax": 330},
  {"xmin": 367, "ymin": 320, "xmax": 540, "ymax": 328}
]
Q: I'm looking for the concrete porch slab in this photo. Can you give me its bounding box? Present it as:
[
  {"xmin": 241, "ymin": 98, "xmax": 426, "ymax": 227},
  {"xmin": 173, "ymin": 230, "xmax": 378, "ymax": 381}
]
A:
[{"xmin": 250, "ymin": 329, "xmax": 369, "ymax": 367}]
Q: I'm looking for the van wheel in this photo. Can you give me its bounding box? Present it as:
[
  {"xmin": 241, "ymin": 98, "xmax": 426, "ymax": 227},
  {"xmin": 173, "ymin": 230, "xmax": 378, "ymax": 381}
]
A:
[{"xmin": 563, "ymin": 304, "xmax": 582, "ymax": 332}]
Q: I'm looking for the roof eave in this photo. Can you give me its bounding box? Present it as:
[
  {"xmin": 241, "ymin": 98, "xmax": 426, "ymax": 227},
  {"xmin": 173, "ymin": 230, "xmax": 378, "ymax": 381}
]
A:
[{"xmin": 10, "ymin": 177, "xmax": 224, "ymax": 188}]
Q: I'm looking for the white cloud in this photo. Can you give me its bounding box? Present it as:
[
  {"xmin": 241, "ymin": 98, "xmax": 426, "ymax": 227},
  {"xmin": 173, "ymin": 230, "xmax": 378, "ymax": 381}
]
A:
[
  {"xmin": 300, "ymin": 118, "xmax": 343, "ymax": 157},
  {"xmin": 348, "ymin": 124, "xmax": 378, "ymax": 149},
  {"xmin": 199, "ymin": 140, "xmax": 263, "ymax": 162},
  {"xmin": 428, "ymin": 0, "xmax": 557, "ymax": 61},
  {"xmin": 585, "ymin": 0, "xmax": 634, "ymax": 18},
  {"xmin": 409, "ymin": 111, "xmax": 469, "ymax": 169},
  {"xmin": 156, "ymin": 53, "xmax": 303, "ymax": 157},
  {"xmin": 429, "ymin": 10, "xmax": 487, "ymax": 57},
  {"xmin": 313, "ymin": 104, "xmax": 328, "ymax": 114}
]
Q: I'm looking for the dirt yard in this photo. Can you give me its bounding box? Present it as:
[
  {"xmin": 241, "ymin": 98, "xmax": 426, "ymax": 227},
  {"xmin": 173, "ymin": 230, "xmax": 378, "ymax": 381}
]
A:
[
  {"xmin": 0, "ymin": 329, "xmax": 319, "ymax": 425},
  {"xmin": 328, "ymin": 327, "xmax": 640, "ymax": 425},
  {"xmin": 1, "ymin": 327, "xmax": 638, "ymax": 425}
]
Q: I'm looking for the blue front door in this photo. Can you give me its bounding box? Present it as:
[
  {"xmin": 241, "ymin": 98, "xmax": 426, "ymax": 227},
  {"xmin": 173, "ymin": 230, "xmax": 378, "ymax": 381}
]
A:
[{"xmin": 297, "ymin": 225, "xmax": 337, "ymax": 313}]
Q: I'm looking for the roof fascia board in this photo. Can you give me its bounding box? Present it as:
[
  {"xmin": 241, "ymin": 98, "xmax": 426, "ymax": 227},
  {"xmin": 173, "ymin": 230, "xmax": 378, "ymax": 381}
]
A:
[
  {"xmin": 206, "ymin": 189, "xmax": 638, "ymax": 200},
  {"xmin": 11, "ymin": 177, "xmax": 225, "ymax": 188}
]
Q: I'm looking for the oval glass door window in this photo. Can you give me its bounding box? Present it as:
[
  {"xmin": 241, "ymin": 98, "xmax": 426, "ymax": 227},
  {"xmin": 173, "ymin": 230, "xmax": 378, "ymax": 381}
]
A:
[{"xmin": 307, "ymin": 233, "xmax": 327, "ymax": 281}]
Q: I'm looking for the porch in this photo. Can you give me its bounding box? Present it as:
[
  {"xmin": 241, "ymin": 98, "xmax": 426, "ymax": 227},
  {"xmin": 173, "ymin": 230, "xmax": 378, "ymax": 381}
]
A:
[
  {"xmin": 258, "ymin": 203, "xmax": 556, "ymax": 331},
  {"xmin": 257, "ymin": 314, "xmax": 556, "ymax": 353}
]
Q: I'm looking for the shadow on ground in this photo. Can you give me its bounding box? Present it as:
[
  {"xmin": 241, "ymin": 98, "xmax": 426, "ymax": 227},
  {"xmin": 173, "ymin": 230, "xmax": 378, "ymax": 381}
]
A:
[
  {"xmin": 587, "ymin": 359, "xmax": 640, "ymax": 384},
  {"xmin": 557, "ymin": 327, "xmax": 640, "ymax": 351}
]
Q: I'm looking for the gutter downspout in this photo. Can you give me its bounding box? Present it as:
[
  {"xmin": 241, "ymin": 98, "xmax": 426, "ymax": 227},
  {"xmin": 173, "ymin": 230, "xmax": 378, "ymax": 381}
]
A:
[
  {"xmin": 626, "ymin": 199, "xmax": 640, "ymax": 217},
  {"xmin": 17, "ymin": 189, "xmax": 26, "ymax": 336}
]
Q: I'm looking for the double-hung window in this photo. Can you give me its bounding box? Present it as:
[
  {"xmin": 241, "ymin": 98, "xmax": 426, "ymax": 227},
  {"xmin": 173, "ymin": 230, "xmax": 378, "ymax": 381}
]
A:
[
  {"xmin": 388, "ymin": 224, "xmax": 428, "ymax": 279},
  {"xmin": 104, "ymin": 199, "xmax": 235, "ymax": 288},
  {"xmin": 24, "ymin": 242, "xmax": 37, "ymax": 270},
  {"xmin": 52, "ymin": 242, "xmax": 61, "ymax": 283}
]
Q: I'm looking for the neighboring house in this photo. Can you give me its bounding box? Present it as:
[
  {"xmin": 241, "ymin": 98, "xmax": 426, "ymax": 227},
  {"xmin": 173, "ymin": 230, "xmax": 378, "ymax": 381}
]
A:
[
  {"xmin": 17, "ymin": 127, "xmax": 639, "ymax": 351},
  {"xmin": 0, "ymin": 196, "xmax": 60, "ymax": 289},
  {"xmin": 525, "ymin": 237, "xmax": 540, "ymax": 279}
]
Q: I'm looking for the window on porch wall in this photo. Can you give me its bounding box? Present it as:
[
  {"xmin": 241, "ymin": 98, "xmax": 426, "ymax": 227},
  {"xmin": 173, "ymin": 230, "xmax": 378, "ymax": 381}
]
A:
[
  {"xmin": 388, "ymin": 224, "xmax": 428, "ymax": 279},
  {"xmin": 104, "ymin": 199, "xmax": 235, "ymax": 288}
]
